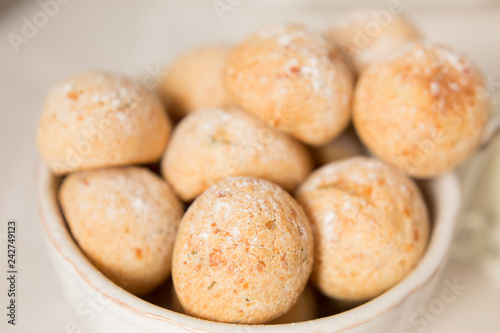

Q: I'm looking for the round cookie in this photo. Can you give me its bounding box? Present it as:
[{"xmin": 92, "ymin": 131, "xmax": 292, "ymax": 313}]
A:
[
  {"xmin": 295, "ymin": 157, "xmax": 429, "ymax": 301},
  {"xmin": 353, "ymin": 42, "xmax": 490, "ymax": 178},
  {"xmin": 326, "ymin": 9, "xmax": 421, "ymax": 73},
  {"xmin": 225, "ymin": 24, "xmax": 353, "ymax": 146},
  {"xmin": 161, "ymin": 108, "xmax": 313, "ymax": 202},
  {"xmin": 59, "ymin": 166, "xmax": 183, "ymax": 296},
  {"xmin": 160, "ymin": 45, "xmax": 233, "ymax": 120},
  {"xmin": 172, "ymin": 177, "xmax": 314, "ymax": 324},
  {"xmin": 37, "ymin": 71, "xmax": 171, "ymax": 175}
]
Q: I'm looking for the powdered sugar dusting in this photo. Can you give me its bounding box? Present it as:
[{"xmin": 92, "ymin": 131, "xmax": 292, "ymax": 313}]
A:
[
  {"xmin": 430, "ymin": 82, "xmax": 440, "ymax": 95},
  {"xmin": 164, "ymin": 108, "xmax": 311, "ymax": 199},
  {"xmin": 323, "ymin": 212, "xmax": 341, "ymax": 243},
  {"xmin": 257, "ymin": 24, "xmax": 341, "ymax": 96},
  {"xmin": 61, "ymin": 84, "xmax": 73, "ymax": 93},
  {"xmin": 173, "ymin": 175, "xmax": 313, "ymax": 317},
  {"xmin": 277, "ymin": 35, "xmax": 292, "ymax": 46},
  {"xmin": 132, "ymin": 197, "xmax": 145, "ymax": 212},
  {"xmin": 343, "ymin": 201, "xmax": 353, "ymax": 210},
  {"xmin": 414, "ymin": 49, "xmax": 424, "ymax": 58},
  {"xmin": 47, "ymin": 72, "xmax": 159, "ymax": 131},
  {"xmin": 440, "ymin": 47, "xmax": 465, "ymax": 72}
]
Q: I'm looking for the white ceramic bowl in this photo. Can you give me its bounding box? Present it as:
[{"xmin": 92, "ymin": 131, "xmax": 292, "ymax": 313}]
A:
[{"xmin": 37, "ymin": 161, "xmax": 460, "ymax": 333}]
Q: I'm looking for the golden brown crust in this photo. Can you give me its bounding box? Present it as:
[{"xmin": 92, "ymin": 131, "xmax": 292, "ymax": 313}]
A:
[
  {"xmin": 160, "ymin": 45, "xmax": 234, "ymax": 120},
  {"xmin": 59, "ymin": 166, "xmax": 183, "ymax": 296},
  {"xmin": 162, "ymin": 108, "xmax": 313, "ymax": 201},
  {"xmin": 296, "ymin": 157, "xmax": 429, "ymax": 301},
  {"xmin": 225, "ymin": 24, "xmax": 353, "ymax": 146},
  {"xmin": 37, "ymin": 72, "xmax": 171, "ymax": 175},
  {"xmin": 172, "ymin": 177, "xmax": 314, "ymax": 324},
  {"xmin": 353, "ymin": 42, "xmax": 490, "ymax": 177}
]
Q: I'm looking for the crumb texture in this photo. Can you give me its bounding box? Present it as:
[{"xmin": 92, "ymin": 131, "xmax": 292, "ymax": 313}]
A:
[
  {"xmin": 162, "ymin": 108, "xmax": 313, "ymax": 201},
  {"xmin": 354, "ymin": 42, "xmax": 490, "ymax": 177},
  {"xmin": 296, "ymin": 156, "xmax": 429, "ymax": 301},
  {"xmin": 37, "ymin": 71, "xmax": 171, "ymax": 175},
  {"xmin": 59, "ymin": 166, "xmax": 183, "ymax": 295},
  {"xmin": 172, "ymin": 177, "xmax": 313, "ymax": 324},
  {"xmin": 225, "ymin": 24, "xmax": 353, "ymax": 146}
]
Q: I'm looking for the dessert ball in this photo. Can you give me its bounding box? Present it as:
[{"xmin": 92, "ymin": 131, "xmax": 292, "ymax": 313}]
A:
[
  {"xmin": 160, "ymin": 45, "xmax": 233, "ymax": 120},
  {"xmin": 353, "ymin": 42, "xmax": 490, "ymax": 177},
  {"xmin": 59, "ymin": 166, "xmax": 183, "ymax": 296},
  {"xmin": 37, "ymin": 71, "xmax": 171, "ymax": 175},
  {"xmin": 312, "ymin": 127, "xmax": 366, "ymax": 166},
  {"xmin": 296, "ymin": 157, "xmax": 429, "ymax": 301},
  {"xmin": 162, "ymin": 108, "xmax": 313, "ymax": 202},
  {"xmin": 326, "ymin": 9, "xmax": 421, "ymax": 73},
  {"xmin": 225, "ymin": 24, "xmax": 353, "ymax": 146},
  {"xmin": 172, "ymin": 177, "xmax": 314, "ymax": 324}
]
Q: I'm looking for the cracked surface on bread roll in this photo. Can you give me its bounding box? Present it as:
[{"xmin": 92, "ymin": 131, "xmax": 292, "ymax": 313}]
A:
[
  {"xmin": 353, "ymin": 42, "xmax": 490, "ymax": 178},
  {"xmin": 296, "ymin": 157, "xmax": 429, "ymax": 301}
]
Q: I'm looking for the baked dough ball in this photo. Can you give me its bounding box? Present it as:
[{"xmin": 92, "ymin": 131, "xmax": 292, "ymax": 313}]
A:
[
  {"xmin": 296, "ymin": 157, "xmax": 429, "ymax": 301},
  {"xmin": 162, "ymin": 108, "xmax": 313, "ymax": 202},
  {"xmin": 225, "ymin": 24, "xmax": 353, "ymax": 146},
  {"xmin": 172, "ymin": 177, "xmax": 314, "ymax": 324},
  {"xmin": 37, "ymin": 72, "xmax": 171, "ymax": 175},
  {"xmin": 160, "ymin": 45, "xmax": 233, "ymax": 120},
  {"xmin": 59, "ymin": 166, "xmax": 183, "ymax": 296},
  {"xmin": 312, "ymin": 127, "xmax": 365, "ymax": 166},
  {"xmin": 353, "ymin": 42, "xmax": 490, "ymax": 178},
  {"xmin": 326, "ymin": 9, "xmax": 421, "ymax": 73},
  {"xmin": 270, "ymin": 285, "xmax": 317, "ymax": 324}
]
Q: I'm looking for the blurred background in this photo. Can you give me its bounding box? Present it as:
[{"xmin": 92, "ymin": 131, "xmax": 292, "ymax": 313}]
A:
[{"xmin": 1, "ymin": 0, "xmax": 499, "ymax": 332}]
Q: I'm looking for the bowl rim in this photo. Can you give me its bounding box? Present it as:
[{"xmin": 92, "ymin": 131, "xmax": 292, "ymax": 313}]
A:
[{"xmin": 36, "ymin": 159, "xmax": 461, "ymax": 333}]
